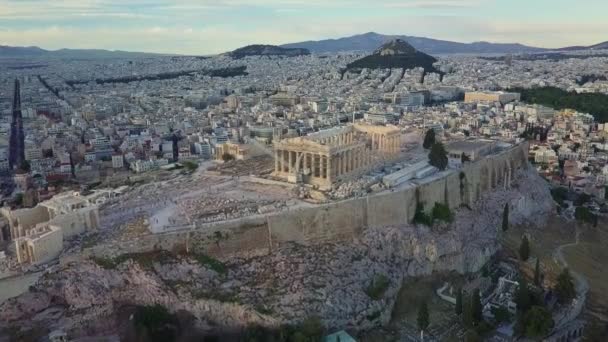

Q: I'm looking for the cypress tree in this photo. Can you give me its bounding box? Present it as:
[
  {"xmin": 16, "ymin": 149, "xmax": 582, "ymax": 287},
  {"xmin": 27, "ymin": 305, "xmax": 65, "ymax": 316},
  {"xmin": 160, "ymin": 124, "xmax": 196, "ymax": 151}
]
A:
[
  {"xmin": 455, "ymin": 288, "xmax": 463, "ymax": 315},
  {"xmin": 519, "ymin": 235, "xmax": 530, "ymax": 261},
  {"xmin": 502, "ymin": 203, "xmax": 509, "ymax": 232},
  {"xmin": 515, "ymin": 276, "xmax": 531, "ymax": 314},
  {"xmin": 428, "ymin": 142, "xmax": 448, "ymax": 170},
  {"xmin": 417, "ymin": 301, "xmax": 430, "ymax": 334},
  {"xmin": 534, "ymin": 259, "xmax": 541, "ymax": 286},
  {"xmin": 471, "ymin": 289, "xmax": 483, "ymax": 325},
  {"xmin": 423, "ymin": 129, "xmax": 436, "ymax": 149}
]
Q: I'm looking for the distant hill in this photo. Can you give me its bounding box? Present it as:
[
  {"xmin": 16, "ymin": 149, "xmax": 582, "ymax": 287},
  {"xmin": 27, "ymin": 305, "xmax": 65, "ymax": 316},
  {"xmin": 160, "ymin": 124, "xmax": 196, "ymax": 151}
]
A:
[
  {"xmin": 0, "ymin": 45, "xmax": 168, "ymax": 59},
  {"xmin": 282, "ymin": 32, "xmax": 547, "ymax": 55},
  {"xmin": 346, "ymin": 39, "xmax": 439, "ymax": 73},
  {"xmin": 226, "ymin": 44, "xmax": 310, "ymax": 59},
  {"xmin": 0, "ymin": 46, "xmax": 48, "ymax": 57},
  {"xmin": 557, "ymin": 40, "xmax": 608, "ymax": 51}
]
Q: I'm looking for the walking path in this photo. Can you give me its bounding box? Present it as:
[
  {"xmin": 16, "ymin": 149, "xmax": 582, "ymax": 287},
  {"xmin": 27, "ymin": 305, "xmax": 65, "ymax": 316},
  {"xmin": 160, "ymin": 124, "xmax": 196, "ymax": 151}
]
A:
[{"xmin": 552, "ymin": 227, "xmax": 589, "ymax": 329}]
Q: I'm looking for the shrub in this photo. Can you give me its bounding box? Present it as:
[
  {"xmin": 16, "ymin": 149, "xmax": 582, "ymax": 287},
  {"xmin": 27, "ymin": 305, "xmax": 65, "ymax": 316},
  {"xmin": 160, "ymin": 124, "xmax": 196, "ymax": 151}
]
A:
[
  {"xmin": 574, "ymin": 206, "xmax": 597, "ymax": 225},
  {"xmin": 181, "ymin": 161, "xmax": 198, "ymax": 172},
  {"xmin": 133, "ymin": 304, "xmax": 179, "ymax": 342},
  {"xmin": 432, "ymin": 202, "xmax": 453, "ymax": 223},
  {"xmin": 413, "ymin": 202, "xmax": 433, "ymax": 226},
  {"xmin": 365, "ymin": 274, "xmax": 390, "ymax": 300}
]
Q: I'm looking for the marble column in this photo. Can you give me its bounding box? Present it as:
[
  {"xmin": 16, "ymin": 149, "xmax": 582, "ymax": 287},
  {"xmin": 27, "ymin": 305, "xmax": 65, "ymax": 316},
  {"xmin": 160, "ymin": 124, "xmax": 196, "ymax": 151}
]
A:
[
  {"xmin": 321, "ymin": 154, "xmax": 326, "ymax": 179},
  {"xmin": 275, "ymin": 150, "xmax": 279, "ymax": 173},
  {"xmin": 327, "ymin": 155, "xmax": 332, "ymax": 181}
]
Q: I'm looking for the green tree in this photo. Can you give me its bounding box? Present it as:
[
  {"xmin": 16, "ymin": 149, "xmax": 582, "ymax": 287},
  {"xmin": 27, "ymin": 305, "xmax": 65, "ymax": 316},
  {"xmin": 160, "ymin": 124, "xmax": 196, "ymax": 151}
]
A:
[
  {"xmin": 462, "ymin": 295, "xmax": 474, "ymax": 328},
  {"xmin": 519, "ymin": 235, "xmax": 530, "ymax": 261},
  {"xmin": 222, "ymin": 153, "xmax": 235, "ymax": 162},
  {"xmin": 515, "ymin": 276, "xmax": 531, "ymax": 314},
  {"xmin": 455, "ymin": 288, "xmax": 463, "ymax": 315},
  {"xmin": 502, "ymin": 203, "xmax": 509, "ymax": 232},
  {"xmin": 464, "ymin": 329, "xmax": 481, "ymax": 342},
  {"xmin": 423, "ymin": 128, "xmax": 436, "ymax": 149},
  {"xmin": 417, "ymin": 301, "xmax": 430, "ymax": 335},
  {"xmin": 534, "ymin": 259, "xmax": 541, "ymax": 286},
  {"xmin": 460, "ymin": 152, "xmax": 471, "ymax": 164},
  {"xmin": 491, "ymin": 306, "xmax": 511, "ymax": 324},
  {"xmin": 471, "ymin": 289, "xmax": 483, "ymax": 325},
  {"xmin": 299, "ymin": 316, "xmax": 324, "ymax": 341},
  {"xmin": 522, "ymin": 306, "xmax": 554, "ymax": 338},
  {"xmin": 554, "ymin": 268, "xmax": 576, "ymax": 304},
  {"xmin": 583, "ymin": 320, "xmax": 608, "ymax": 342},
  {"xmin": 575, "ymin": 206, "xmax": 598, "ymax": 226},
  {"xmin": 428, "ymin": 142, "xmax": 448, "ymax": 170}
]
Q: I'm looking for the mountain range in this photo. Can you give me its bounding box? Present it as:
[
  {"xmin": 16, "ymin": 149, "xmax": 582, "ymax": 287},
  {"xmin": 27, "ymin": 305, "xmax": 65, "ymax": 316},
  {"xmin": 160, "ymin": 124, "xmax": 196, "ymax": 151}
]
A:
[
  {"xmin": 0, "ymin": 45, "xmax": 167, "ymax": 59},
  {"xmin": 282, "ymin": 32, "xmax": 608, "ymax": 55},
  {"xmin": 1, "ymin": 32, "xmax": 607, "ymax": 59}
]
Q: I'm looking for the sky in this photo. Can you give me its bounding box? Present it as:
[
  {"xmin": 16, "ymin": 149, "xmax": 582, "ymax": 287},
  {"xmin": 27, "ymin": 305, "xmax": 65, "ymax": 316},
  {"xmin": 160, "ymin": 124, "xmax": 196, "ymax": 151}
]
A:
[{"xmin": 0, "ymin": 0, "xmax": 606, "ymax": 55}]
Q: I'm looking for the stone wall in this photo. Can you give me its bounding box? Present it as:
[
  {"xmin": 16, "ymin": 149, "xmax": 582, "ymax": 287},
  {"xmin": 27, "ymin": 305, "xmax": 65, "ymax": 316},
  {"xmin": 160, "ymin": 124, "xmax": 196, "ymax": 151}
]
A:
[{"xmin": 85, "ymin": 143, "xmax": 529, "ymax": 260}]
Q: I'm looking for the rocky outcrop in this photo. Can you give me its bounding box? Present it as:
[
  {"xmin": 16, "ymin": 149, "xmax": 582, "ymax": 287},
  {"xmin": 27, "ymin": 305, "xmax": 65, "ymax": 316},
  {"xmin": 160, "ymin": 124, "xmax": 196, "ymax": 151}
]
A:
[
  {"xmin": 0, "ymin": 168, "xmax": 553, "ymax": 339},
  {"xmin": 347, "ymin": 39, "xmax": 440, "ymax": 74},
  {"xmin": 227, "ymin": 45, "xmax": 310, "ymax": 59}
]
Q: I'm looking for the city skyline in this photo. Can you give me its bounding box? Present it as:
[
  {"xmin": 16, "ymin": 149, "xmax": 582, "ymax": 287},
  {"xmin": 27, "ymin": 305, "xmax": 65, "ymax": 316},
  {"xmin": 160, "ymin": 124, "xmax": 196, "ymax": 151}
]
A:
[{"xmin": 1, "ymin": 0, "xmax": 607, "ymax": 54}]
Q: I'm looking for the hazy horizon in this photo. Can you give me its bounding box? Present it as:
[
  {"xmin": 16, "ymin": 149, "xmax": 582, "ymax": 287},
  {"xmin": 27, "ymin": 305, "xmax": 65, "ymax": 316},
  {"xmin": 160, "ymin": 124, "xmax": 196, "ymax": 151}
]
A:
[{"xmin": 1, "ymin": 0, "xmax": 606, "ymax": 55}]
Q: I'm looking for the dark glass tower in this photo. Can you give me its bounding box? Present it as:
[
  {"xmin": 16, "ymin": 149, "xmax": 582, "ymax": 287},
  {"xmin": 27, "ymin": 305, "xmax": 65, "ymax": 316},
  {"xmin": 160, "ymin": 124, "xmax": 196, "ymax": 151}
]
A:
[{"xmin": 9, "ymin": 79, "xmax": 25, "ymax": 170}]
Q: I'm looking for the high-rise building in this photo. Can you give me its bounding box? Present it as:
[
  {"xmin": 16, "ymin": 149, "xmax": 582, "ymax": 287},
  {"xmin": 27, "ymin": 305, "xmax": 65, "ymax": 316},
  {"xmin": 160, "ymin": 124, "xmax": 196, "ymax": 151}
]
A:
[{"xmin": 9, "ymin": 79, "xmax": 25, "ymax": 170}]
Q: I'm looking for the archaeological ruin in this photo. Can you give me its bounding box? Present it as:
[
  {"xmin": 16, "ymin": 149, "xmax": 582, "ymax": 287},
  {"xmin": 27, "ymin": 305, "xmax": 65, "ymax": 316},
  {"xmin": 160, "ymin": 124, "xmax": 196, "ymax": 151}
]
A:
[{"xmin": 273, "ymin": 124, "xmax": 401, "ymax": 189}]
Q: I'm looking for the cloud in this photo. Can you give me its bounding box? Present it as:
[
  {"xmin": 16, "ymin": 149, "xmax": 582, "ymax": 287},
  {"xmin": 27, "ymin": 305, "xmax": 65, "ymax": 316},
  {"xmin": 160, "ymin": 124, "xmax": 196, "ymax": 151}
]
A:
[{"xmin": 0, "ymin": 0, "xmax": 606, "ymax": 53}]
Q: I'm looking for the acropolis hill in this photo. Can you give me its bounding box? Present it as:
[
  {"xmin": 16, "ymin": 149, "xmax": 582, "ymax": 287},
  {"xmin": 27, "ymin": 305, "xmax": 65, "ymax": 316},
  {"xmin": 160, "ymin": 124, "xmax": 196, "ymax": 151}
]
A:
[
  {"xmin": 81, "ymin": 138, "xmax": 532, "ymax": 262},
  {"xmin": 0, "ymin": 140, "xmax": 555, "ymax": 338}
]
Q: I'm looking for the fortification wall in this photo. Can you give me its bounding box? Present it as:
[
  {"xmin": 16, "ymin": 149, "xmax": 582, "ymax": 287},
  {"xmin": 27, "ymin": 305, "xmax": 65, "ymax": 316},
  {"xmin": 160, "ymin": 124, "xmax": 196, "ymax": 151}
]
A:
[
  {"xmin": 268, "ymin": 197, "xmax": 367, "ymax": 246},
  {"xmin": 83, "ymin": 143, "xmax": 529, "ymax": 260}
]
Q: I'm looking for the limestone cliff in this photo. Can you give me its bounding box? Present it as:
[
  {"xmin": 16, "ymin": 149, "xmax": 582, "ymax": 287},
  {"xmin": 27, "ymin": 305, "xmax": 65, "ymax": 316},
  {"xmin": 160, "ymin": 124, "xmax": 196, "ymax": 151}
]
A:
[{"xmin": 0, "ymin": 168, "xmax": 553, "ymax": 338}]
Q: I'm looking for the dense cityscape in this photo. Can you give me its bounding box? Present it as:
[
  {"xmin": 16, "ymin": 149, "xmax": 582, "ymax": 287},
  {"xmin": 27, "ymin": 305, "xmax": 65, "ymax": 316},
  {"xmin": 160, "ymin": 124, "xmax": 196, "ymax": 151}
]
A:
[{"xmin": 1, "ymin": 7, "xmax": 608, "ymax": 342}]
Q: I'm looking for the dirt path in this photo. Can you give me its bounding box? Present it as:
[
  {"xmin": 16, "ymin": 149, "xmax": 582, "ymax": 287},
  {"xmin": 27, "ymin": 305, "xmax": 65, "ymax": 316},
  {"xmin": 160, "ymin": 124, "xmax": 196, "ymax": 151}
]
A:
[
  {"xmin": 553, "ymin": 229, "xmax": 589, "ymax": 292},
  {"xmin": 552, "ymin": 227, "xmax": 589, "ymax": 328}
]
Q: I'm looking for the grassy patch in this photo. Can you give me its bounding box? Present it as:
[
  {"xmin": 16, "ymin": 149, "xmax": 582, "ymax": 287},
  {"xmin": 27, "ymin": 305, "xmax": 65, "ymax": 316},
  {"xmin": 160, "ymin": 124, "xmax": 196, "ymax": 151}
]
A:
[
  {"xmin": 192, "ymin": 253, "xmax": 227, "ymax": 274},
  {"xmin": 90, "ymin": 250, "xmax": 176, "ymax": 270},
  {"xmin": 366, "ymin": 274, "xmax": 390, "ymax": 300},
  {"xmin": 91, "ymin": 256, "xmax": 118, "ymax": 269},
  {"xmin": 255, "ymin": 305, "xmax": 274, "ymax": 315},
  {"xmin": 367, "ymin": 310, "xmax": 382, "ymax": 321},
  {"xmin": 81, "ymin": 233, "xmax": 101, "ymax": 248},
  {"xmin": 193, "ymin": 288, "xmax": 239, "ymax": 303}
]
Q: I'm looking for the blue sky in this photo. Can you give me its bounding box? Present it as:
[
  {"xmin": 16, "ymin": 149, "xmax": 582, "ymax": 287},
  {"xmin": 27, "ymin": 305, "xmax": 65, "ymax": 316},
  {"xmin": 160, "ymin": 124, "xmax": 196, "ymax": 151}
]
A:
[{"xmin": 0, "ymin": 0, "xmax": 606, "ymax": 54}]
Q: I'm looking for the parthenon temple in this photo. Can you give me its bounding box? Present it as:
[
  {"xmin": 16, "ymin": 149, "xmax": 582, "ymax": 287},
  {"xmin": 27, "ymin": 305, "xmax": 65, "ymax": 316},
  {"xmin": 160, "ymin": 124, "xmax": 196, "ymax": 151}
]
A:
[{"xmin": 273, "ymin": 124, "xmax": 401, "ymax": 190}]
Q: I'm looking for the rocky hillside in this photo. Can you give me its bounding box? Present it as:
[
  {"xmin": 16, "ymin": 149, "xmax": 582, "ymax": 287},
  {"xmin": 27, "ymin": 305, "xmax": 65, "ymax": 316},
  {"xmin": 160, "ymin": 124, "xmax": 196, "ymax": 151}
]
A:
[
  {"xmin": 226, "ymin": 45, "xmax": 310, "ymax": 59},
  {"xmin": 346, "ymin": 39, "xmax": 440, "ymax": 74},
  {"xmin": 0, "ymin": 168, "xmax": 553, "ymax": 340}
]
